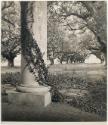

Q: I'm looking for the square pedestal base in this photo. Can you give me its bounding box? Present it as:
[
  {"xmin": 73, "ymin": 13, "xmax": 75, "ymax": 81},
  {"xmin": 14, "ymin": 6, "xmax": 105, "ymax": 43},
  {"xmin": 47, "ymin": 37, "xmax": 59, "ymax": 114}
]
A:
[{"xmin": 8, "ymin": 90, "xmax": 51, "ymax": 107}]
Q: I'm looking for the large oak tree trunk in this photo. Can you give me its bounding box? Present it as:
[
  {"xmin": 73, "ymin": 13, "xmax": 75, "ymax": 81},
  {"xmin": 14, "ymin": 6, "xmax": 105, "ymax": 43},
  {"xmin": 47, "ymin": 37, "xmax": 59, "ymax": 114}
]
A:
[
  {"xmin": 8, "ymin": 58, "xmax": 14, "ymax": 67},
  {"xmin": 103, "ymin": 52, "xmax": 107, "ymax": 66}
]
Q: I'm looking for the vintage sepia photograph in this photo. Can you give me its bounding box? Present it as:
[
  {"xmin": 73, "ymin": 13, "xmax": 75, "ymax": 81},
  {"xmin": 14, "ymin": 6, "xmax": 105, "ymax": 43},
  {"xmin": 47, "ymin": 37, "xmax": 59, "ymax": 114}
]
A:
[{"xmin": 1, "ymin": 1, "xmax": 107, "ymax": 122}]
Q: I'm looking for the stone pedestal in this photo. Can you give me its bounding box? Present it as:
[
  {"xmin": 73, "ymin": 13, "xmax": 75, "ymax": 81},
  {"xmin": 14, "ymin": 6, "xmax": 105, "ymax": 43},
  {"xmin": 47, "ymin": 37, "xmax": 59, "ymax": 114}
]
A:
[
  {"xmin": 8, "ymin": 83, "xmax": 51, "ymax": 107},
  {"xmin": 8, "ymin": 87, "xmax": 51, "ymax": 107}
]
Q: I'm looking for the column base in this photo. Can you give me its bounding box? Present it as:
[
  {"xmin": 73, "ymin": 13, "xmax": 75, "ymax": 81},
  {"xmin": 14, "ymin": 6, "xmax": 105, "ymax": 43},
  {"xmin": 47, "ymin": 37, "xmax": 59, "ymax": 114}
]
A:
[
  {"xmin": 8, "ymin": 86, "xmax": 51, "ymax": 107},
  {"xmin": 16, "ymin": 84, "xmax": 51, "ymax": 93}
]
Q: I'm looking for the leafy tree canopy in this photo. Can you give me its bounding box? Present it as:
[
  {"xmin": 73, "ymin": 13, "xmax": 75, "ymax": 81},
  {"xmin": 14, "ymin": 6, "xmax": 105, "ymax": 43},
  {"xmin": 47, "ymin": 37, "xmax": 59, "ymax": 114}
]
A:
[
  {"xmin": 1, "ymin": 1, "xmax": 21, "ymax": 67},
  {"xmin": 47, "ymin": 1, "xmax": 107, "ymax": 63}
]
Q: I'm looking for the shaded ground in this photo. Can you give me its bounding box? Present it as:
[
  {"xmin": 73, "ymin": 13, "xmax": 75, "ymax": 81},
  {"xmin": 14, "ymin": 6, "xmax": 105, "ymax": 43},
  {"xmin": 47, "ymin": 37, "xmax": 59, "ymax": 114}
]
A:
[
  {"xmin": 1, "ymin": 64, "xmax": 107, "ymax": 121},
  {"xmin": 2, "ymin": 102, "xmax": 103, "ymax": 121}
]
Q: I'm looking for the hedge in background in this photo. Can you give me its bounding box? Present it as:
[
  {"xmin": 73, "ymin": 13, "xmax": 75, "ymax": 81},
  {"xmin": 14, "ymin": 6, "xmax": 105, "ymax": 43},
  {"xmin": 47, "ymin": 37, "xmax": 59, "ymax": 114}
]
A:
[{"xmin": 1, "ymin": 72, "xmax": 21, "ymax": 86}]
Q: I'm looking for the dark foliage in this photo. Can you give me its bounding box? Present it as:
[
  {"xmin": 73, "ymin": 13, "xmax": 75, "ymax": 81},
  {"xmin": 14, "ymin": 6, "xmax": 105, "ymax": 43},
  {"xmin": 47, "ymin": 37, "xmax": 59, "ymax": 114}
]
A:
[
  {"xmin": 1, "ymin": 72, "xmax": 21, "ymax": 86},
  {"xmin": 48, "ymin": 73, "xmax": 88, "ymax": 90},
  {"xmin": 48, "ymin": 73, "xmax": 107, "ymax": 117}
]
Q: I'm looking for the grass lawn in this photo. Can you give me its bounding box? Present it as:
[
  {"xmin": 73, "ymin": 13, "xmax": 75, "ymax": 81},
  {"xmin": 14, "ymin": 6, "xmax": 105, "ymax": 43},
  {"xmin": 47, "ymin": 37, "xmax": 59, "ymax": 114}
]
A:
[{"xmin": 1, "ymin": 66, "xmax": 21, "ymax": 73}]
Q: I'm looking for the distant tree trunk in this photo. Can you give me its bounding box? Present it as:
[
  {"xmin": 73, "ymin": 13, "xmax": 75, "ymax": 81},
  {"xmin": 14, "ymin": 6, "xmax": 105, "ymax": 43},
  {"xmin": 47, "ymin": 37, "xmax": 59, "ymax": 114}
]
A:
[
  {"xmin": 7, "ymin": 58, "xmax": 14, "ymax": 67},
  {"xmin": 49, "ymin": 56, "xmax": 54, "ymax": 65},
  {"xmin": 103, "ymin": 52, "xmax": 107, "ymax": 66},
  {"xmin": 49, "ymin": 50, "xmax": 54, "ymax": 65},
  {"xmin": 50, "ymin": 58, "xmax": 54, "ymax": 65},
  {"xmin": 103, "ymin": 48, "xmax": 107, "ymax": 66},
  {"xmin": 96, "ymin": 36, "xmax": 107, "ymax": 66}
]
